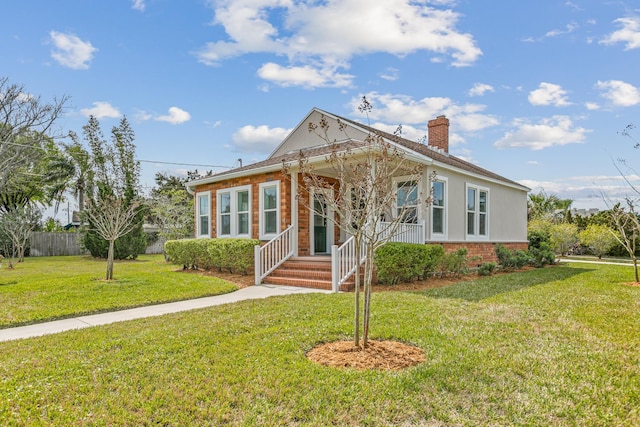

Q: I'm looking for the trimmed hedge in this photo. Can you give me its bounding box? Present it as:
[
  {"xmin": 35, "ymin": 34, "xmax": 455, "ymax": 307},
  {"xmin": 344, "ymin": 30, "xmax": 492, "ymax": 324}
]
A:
[
  {"xmin": 164, "ymin": 238, "xmax": 260, "ymax": 274},
  {"xmin": 374, "ymin": 242, "xmax": 444, "ymax": 285}
]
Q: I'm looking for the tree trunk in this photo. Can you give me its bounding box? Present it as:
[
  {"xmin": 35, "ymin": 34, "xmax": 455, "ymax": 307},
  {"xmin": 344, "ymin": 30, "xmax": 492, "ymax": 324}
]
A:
[
  {"xmin": 106, "ymin": 239, "xmax": 115, "ymax": 280},
  {"xmin": 362, "ymin": 245, "xmax": 374, "ymax": 349},
  {"xmin": 634, "ymin": 257, "xmax": 639, "ymax": 283},
  {"xmin": 353, "ymin": 238, "xmax": 361, "ymax": 348}
]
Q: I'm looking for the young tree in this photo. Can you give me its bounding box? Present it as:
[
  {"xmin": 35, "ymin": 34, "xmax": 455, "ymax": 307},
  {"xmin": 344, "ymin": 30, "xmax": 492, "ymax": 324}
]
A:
[
  {"xmin": 288, "ymin": 99, "xmax": 429, "ymax": 348},
  {"xmin": 549, "ymin": 222, "xmax": 579, "ymax": 256},
  {"xmin": 579, "ymin": 224, "xmax": 618, "ymax": 259},
  {"xmin": 0, "ymin": 205, "xmax": 42, "ymax": 266},
  {"xmin": 148, "ymin": 172, "xmax": 194, "ymax": 259},
  {"xmin": 608, "ymin": 200, "xmax": 640, "ymax": 282},
  {"xmin": 85, "ymin": 195, "xmax": 141, "ymax": 280}
]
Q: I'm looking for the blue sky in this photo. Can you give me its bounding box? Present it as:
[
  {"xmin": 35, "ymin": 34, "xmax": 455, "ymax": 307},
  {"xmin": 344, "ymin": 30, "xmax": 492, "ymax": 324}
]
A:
[{"xmin": 2, "ymin": 0, "xmax": 640, "ymax": 215}]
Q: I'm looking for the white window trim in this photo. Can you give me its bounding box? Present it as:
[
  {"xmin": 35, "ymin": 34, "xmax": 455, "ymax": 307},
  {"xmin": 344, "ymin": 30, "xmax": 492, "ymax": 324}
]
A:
[
  {"xmin": 196, "ymin": 191, "xmax": 212, "ymax": 238},
  {"xmin": 392, "ymin": 175, "xmax": 422, "ymax": 223},
  {"xmin": 259, "ymin": 181, "xmax": 281, "ymax": 240},
  {"xmin": 465, "ymin": 183, "xmax": 489, "ymax": 241},
  {"xmin": 216, "ymin": 184, "xmax": 252, "ymax": 238},
  {"xmin": 430, "ymin": 177, "xmax": 448, "ymax": 240}
]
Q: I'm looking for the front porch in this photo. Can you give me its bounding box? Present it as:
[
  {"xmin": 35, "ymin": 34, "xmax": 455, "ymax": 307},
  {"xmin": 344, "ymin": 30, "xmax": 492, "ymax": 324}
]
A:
[{"xmin": 254, "ymin": 221, "xmax": 424, "ymax": 291}]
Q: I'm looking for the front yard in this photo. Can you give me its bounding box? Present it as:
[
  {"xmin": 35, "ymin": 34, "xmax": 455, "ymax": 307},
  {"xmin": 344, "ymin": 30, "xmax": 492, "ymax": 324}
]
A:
[
  {"xmin": 0, "ymin": 262, "xmax": 638, "ymax": 425},
  {"xmin": 0, "ymin": 255, "xmax": 237, "ymax": 327}
]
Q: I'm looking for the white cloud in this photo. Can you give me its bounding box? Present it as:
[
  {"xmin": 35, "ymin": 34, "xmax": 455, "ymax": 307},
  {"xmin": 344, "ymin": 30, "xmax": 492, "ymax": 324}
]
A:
[
  {"xmin": 494, "ymin": 116, "xmax": 590, "ymax": 150},
  {"xmin": 231, "ymin": 124, "xmax": 292, "ymax": 153},
  {"xmin": 80, "ymin": 102, "xmax": 121, "ymax": 119},
  {"xmin": 468, "ymin": 83, "xmax": 494, "ymax": 97},
  {"xmin": 544, "ymin": 22, "xmax": 578, "ymax": 38},
  {"xmin": 350, "ymin": 92, "xmax": 499, "ymax": 134},
  {"xmin": 257, "ymin": 63, "xmax": 354, "ymax": 88},
  {"xmin": 379, "ymin": 67, "xmax": 399, "ymax": 81},
  {"xmin": 196, "ymin": 0, "xmax": 482, "ymax": 87},
  {"xmin": 596, "ymin": 80, "xmax": 640, "ymax": 107},
  {"xmin": 585, "ymin": 102, "xmax": 600, "ymax": 110},
  {"xmin": 155, "ymin": 107, "xmax": 191, "ymax": 124},
  {"xmin": 132, "ymin": 0, "xmax": 145, "ymax": 11},
  {"xmin": 49, "ymin": 31, "xmax": 97, "ymax": 70},
  {"xmin": 528, "ymin": 82, "xmax": 571, "ymax": 106},
  {"xmin": 601, "ymin": 16, "xmax": 640, "ymax": 50}
]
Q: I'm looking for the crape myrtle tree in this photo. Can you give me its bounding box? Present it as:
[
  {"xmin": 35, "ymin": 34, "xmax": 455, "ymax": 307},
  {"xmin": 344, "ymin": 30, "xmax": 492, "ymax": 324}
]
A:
[
  {"xmin": 287, "ymin": 98, "xmax": 432, "ymax": 348},
  {"xmin": 80, "ymin": 116, "xmax": 146, "ymax": 277}
]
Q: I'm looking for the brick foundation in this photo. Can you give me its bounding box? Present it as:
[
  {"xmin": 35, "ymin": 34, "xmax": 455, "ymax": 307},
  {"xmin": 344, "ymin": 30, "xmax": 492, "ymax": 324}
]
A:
[{"xmin": 433, "ymin": 241, "xmax": 529, "ymax": 267}]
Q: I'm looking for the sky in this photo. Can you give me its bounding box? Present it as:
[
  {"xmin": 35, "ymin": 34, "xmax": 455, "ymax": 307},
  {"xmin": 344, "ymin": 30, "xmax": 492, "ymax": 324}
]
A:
[{"xmin": 2, "ymin": 0, "xmax": 640, "ymax": 219}]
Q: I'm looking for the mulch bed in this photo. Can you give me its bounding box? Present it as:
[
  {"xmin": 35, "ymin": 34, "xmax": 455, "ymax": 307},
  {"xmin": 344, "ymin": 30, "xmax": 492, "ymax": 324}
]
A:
[{"xmin": 306, "ymin": 339, "xmax": 426, "ymax": 370}]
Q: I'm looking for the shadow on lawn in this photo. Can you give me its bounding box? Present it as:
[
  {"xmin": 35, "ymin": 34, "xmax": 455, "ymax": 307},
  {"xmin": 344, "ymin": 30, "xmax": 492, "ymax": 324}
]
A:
[{"xmin": 416, "ymin": 265, "xmax": 591, "ymax": 302}]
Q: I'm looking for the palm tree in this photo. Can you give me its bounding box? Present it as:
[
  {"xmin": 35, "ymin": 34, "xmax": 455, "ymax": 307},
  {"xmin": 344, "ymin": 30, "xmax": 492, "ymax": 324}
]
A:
[{"xmin": 528, "ymin": 190, "xmax": 573, "ymax": 223}]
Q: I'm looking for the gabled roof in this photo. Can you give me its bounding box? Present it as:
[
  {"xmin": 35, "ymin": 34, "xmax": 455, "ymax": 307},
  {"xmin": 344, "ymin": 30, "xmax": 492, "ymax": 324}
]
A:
[{"xmin": 186, "ymin": 108, "xmax": 529, "ymax": 192}]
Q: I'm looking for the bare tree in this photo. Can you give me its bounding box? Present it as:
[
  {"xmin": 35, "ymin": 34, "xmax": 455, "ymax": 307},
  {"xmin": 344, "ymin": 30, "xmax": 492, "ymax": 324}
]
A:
[
  {"xmin": 288, "ymin": 100, "xmax": 431, "ymax": 348},
  {"xmin": 608, "ymin": 200, "xmax": 640, "ymax": 282},
  {"xmin": 85, "ymin": 195, "xmax": 142, "ymax": 280},
  {"xmin": 0, "ymin": 77, "xmax": 69, "ymax": 194},
  {"xmin": 0, "ymin": 206, "xmax": 41, "ymax": 267}
]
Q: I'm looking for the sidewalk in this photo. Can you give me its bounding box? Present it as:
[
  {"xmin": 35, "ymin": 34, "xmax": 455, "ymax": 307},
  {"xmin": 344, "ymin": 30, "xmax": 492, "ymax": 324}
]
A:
[{"xmin": 0, "ymin": 284, "xmax": 331, "ymax": 343}]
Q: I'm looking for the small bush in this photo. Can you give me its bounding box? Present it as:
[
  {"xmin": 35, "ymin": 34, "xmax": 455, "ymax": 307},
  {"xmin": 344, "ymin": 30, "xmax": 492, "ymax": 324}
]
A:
[
  {"xmin": 478, "ymin": 262, "xmax": 497, "ymax": 276},
  {"xmin": 495, "ymin": 244, "xmax": 531, "ymax": 271},
  {"xmin": 436, "ymin": 248, "xmax": 468, "ymax": 278},
  {"xmin": 165, "ymin": 238, "xmax": 259, "ymax": 274},
  {"xmin": 528, "ymin": 229, "xmax": 556, "ymax": 268},
  {"xmin": 374, "ymin": 243, "xmax": 444, "ymax": 285}
]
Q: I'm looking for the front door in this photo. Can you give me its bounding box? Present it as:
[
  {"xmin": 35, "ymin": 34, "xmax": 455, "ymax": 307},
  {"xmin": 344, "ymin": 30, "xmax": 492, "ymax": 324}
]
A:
[
  {"xmin": 311, "ymin": 190, "xmax": 334, "ymax": 255},
  {"xmin": 313, "ymin": 196, "xmax": 327, "ymax": 253}
]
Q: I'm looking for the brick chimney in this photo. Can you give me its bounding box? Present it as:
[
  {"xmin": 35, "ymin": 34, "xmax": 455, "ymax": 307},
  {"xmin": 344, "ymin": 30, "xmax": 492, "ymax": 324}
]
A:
[{"xmin": 427, "ymin": 115, "xmax": 450, "ymax": 153}]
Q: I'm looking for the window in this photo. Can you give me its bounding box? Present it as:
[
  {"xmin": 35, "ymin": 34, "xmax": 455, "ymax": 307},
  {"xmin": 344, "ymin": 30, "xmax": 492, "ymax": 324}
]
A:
[
  {"xmin": 395, "ymin": 179, "xmax": 419, "ymax": 223},
  {"xmin": 217, "ymin": 185, "xmax": 251, "ymax": 238},
  {"xmin": 196, "ymin": 191, "xmax": 211, "ymax": 238},
  {"xmin": 259, "ymin": 181, "xmax": 280, "ymax": 239},
  {"xmin": 431, "ymin": 179, "xmax": 447, "ymax": 236},
  {"xmin": 466, "ymin": 184, "xmax": 489, "ymax": 239}
]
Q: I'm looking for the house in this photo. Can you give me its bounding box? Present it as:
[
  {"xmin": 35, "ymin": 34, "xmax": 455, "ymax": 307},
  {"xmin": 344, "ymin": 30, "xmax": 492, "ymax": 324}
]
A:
[{"xmin": 185, "ymin": 108, "xmax": 530, "ymax": 291}]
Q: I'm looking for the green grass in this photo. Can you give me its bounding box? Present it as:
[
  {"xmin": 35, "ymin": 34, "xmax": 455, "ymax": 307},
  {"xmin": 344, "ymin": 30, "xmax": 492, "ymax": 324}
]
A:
[
  {"xmin": 0, "ymin": 255, "xmax": 237, "ymax": 327},
  {"xmin": 0, "ymin": 262, "xmax": 638, "ymax": 425}
]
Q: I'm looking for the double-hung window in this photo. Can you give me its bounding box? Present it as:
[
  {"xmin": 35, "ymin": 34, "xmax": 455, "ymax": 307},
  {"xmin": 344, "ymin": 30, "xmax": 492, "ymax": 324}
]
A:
[
  {"xmin": 431, "ymin": 179, "xmax": 447, "ymax": 237},
  {"xmin": 217, "ymin": 185, "xmax": 251, "ymax": 238},
  {"xmin": 259, "ymin": 181, "xmax": 280, "ymax": 240},
  {"xmin": 196, "ymin": 191, "xmax": 211, "ymax": 238},
  {"xmin": 395, "ymin": 179, "xmax": 419, "ymax": 223},
  {"xmin": 466, "ymin": 184, "xmax": 489, "ymax": 239}
]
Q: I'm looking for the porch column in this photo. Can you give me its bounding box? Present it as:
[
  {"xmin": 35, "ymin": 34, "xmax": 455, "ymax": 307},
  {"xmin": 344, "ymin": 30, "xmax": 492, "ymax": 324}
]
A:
[{"xmin": 290, "ymin": 171, "xmax": 299, "ymax": 256}]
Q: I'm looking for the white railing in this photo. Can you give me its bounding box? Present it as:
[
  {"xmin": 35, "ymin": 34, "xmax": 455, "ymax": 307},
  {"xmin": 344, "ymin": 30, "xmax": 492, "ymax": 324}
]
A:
[
  {"xmin": 377, "ymin": 220, "xmax": 424, "ymax": 244},
  {"xmin": 254, "ymin": 225, "xmax": 294, "ymax": 285},
  {"xmin": 331, "ymin": 236, "xmax": 365, "ymax": 293}
]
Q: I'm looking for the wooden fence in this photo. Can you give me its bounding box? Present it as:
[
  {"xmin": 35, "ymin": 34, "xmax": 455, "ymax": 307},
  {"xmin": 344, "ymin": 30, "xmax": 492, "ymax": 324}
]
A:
[{"xmin": 29, "ymin": 232, "xmax": 164, "ymax": 257}]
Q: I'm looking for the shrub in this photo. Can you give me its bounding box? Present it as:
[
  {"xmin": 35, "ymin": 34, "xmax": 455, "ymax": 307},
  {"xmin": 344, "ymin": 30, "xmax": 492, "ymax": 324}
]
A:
[
  {"xmin": 549, "ymin": 223, "xmax": 579, "ymax": 256},
  {"xmin": 436, "ymin": 248, "xmax": 468, "ymax": 278},
  {"xmin": 477, "ymin": 262, "xmax": 497, "ymax": 276},
  {"xmin": 528, "ymin": 228, "xmax": 556, "ymax": 268},
  {"xmin": 164, "ymin": 238, "xmax": 259, "ymax": 274},
  {"xmin": 374, "ymin": 243, "xmax": 444, "ymax": 285},
  {"xmin": 495, "ymin": 244, "xmax": 531, "ymax": 271}
]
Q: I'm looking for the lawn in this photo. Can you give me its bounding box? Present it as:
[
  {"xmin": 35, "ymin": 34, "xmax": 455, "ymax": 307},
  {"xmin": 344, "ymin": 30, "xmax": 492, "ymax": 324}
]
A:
[
  {"xmin": 0, "ymin": 255, "xmax": 237, "ymax": 327},
  {"xmin": 0, "ymin": 262, "xmax": 639, "ymax": 425}
]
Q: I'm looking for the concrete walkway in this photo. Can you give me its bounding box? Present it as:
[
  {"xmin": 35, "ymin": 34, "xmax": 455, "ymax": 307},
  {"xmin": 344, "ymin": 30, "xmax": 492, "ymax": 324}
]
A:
[{"xmin": 0, "ymin": 284, "xmax": 331, "ymax": 343}]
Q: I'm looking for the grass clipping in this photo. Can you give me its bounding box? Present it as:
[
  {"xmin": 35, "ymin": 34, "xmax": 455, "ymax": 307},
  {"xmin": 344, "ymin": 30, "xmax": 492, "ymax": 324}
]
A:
[{"xmin": 307, "ymin": 340, "xmax": 425, "ymax": 370}]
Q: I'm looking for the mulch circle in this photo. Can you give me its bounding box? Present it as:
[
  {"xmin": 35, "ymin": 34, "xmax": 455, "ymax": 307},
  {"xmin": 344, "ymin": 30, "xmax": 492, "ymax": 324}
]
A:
[{"xmin": 306, "ymin": 339, "xmax": 425, "ymax": 370}]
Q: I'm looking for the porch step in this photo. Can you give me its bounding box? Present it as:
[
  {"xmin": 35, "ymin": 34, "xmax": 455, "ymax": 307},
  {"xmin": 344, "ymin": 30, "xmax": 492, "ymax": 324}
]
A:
[{"xmin": 263, "ymin": 257, "xmax": 356, "ymax": 291}]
